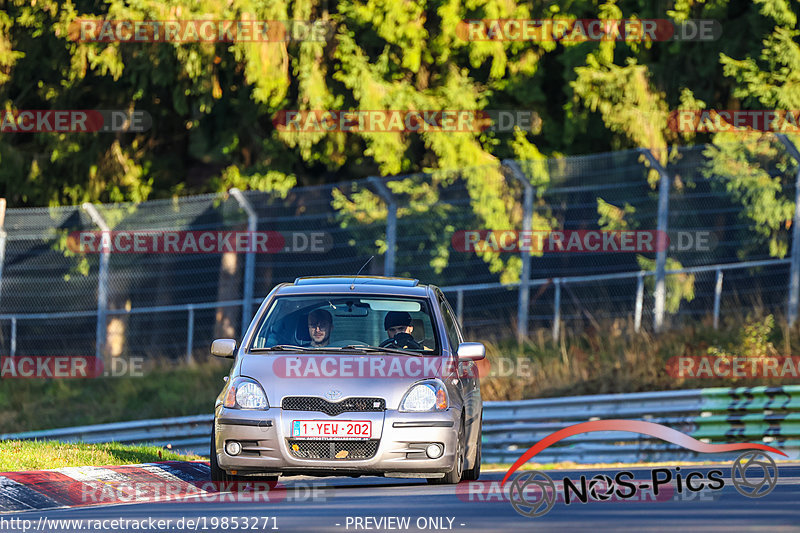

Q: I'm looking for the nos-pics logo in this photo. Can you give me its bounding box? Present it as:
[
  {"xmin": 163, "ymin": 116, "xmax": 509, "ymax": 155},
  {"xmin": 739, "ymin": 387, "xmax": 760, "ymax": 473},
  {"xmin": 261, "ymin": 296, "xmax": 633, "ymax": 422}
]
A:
[{"xmin": 502, "ymin": 419, "xmax": 783, "ymax": 518}]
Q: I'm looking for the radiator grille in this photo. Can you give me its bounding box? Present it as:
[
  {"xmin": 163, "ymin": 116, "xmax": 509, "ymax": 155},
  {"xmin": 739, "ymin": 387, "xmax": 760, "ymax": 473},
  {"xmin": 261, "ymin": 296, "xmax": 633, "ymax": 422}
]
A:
[{"xmin": 282, "ymin": 396, "xmax": 385, "ymax": 416}]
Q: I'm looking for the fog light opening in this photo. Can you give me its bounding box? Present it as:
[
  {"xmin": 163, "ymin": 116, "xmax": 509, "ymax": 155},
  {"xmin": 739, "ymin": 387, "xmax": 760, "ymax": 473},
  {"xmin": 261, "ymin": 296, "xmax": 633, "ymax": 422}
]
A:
[
  {"xmin": 225, "ymin": 441, "xmax": 242, "ymax": 456},
  {"xmin": 426, "ymin": 443, "xmax": 443, "ymax": 459}
]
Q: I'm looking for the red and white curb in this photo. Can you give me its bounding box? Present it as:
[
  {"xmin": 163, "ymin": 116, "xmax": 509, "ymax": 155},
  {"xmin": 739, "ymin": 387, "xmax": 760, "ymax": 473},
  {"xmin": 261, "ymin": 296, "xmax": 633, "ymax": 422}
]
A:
[{"xmin": 0, "ymin": 461, "xmax": 282, "ymax": 513}]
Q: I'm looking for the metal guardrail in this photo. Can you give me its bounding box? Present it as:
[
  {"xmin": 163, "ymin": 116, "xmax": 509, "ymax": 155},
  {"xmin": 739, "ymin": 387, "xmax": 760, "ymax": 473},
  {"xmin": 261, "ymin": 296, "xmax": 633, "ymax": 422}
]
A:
[
  {"xmin": 482, "ymin": 389, "xmax": 703, "ymax": 464},
  {"xmin": 482, "ymin": 386, "xmax": 800, "ymax": 463},
  {"xmin": 3, "ymin": 386, "xmax": 799, "ymax": 463}
]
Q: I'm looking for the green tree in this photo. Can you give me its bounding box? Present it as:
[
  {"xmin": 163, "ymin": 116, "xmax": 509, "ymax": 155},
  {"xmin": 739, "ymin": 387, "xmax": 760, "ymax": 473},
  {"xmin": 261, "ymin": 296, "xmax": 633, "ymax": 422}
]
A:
[{"xmin": 1, "ymin": 0, "xmax": 798, "ymax": 285}]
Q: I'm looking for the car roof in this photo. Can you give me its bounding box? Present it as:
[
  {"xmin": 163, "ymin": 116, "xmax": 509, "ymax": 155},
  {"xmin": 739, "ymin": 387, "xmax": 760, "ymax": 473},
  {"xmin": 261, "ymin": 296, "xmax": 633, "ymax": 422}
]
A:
[{"xmin": 277, "ymin": 276, "xmax": 433, "ymax": 297}]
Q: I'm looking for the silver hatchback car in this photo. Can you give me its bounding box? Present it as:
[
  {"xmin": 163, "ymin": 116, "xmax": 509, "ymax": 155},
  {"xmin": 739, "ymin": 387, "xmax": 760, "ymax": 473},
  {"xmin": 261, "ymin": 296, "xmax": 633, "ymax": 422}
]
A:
[{"xmin": 210, "ymin": 276, "xmax": 484, "ymax": 484}]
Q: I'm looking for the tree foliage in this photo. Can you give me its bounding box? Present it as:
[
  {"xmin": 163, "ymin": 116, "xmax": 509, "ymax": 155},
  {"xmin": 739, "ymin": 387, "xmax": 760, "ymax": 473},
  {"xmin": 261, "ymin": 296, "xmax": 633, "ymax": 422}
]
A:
[{"xmin": 0, "ymin": 0, "xmax": 798, "ymax": 283}]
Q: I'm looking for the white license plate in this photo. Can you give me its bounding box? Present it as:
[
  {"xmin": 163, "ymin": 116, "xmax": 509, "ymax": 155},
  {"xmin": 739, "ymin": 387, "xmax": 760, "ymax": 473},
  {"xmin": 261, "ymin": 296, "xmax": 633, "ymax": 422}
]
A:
[{"xmin": 291, "ymin": 420, "xmax": 371, "ymax": 439}]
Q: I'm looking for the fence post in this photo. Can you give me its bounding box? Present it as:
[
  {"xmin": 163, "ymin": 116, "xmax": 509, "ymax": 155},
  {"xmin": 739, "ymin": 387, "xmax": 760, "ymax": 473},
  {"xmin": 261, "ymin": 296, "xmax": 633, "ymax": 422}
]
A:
[
  {"xmin": 776, "ymin": 134, "xmax": 800, "ymax": 327},
  {"xmin": 552, "ymin": 278, "xmax": 561, "ymax": 342},
  {"xmin": 639, "ymin": 149, "xmax": 670, "ymax": 333},
  {"xmin": 230, "ymin": 188, "xmax": 257, "ymax": 338},
  {"xmin": 368, "ymin": 177, "xmax": 397, "ymax": 276},
  {"xmin": 0, "ymin": 199, "xmax": 6, "ymax": 306},
  {"xmin": 634, "ymin": 272, "xmax": 644, "ymax": 333},
  {"xmin": 504, "ymin": 160, "xmax": 534, "ymax": 343},
  {"xmin": 456, "ymin": 289, "xmax": 464, "ymax": 325},
  {"xmin": 713, "ymin": 268, "xmax": 723, "ymax": 330},
  {"xmin": 186, "ymin": 305, "xmax": 195, "ymax": 364},
  {"xmin": 81, "ymin": 203, "xmax": 110, "ymax": 359},
  {"xmin": 10, "ymin": 316, "xmax": 16, "ymax": 356},
  {"xmin": 0, "ymin": 200, "xmax": 7, "ymax": 357}
]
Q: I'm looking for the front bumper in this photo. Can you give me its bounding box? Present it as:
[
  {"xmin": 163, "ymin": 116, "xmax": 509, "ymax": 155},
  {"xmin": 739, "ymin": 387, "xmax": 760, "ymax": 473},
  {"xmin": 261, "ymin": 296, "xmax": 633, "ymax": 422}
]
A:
[{"xmin": 214, "ymin": 406, "xmax": 460, "ymax": 476}]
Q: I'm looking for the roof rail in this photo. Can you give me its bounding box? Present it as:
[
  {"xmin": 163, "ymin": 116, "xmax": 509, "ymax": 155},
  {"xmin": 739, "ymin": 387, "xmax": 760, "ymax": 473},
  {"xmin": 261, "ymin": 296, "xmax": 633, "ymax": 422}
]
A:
[{"xmin": 293, "ymin": 276, "xmax": 419, "ymax": 287}]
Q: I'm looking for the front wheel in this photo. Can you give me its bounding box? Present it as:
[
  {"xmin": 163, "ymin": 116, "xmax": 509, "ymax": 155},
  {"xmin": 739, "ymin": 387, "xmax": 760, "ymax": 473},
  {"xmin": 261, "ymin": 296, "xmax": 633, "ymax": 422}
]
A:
[
  {"xmin": 210, "ymin": 427, "xmax": 228, "ymax": 482},
  {"xmin": 463, "ymin": 416, "xmax": 482, "ymax": 481},
  {"xmin": 462, "ymin": 437, "xmax": 481, "ymax": 481}
]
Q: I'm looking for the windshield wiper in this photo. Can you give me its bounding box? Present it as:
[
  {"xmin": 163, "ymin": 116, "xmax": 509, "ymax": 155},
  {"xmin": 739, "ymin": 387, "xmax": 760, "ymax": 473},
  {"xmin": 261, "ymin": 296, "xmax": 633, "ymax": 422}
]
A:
[
  {"xmin": 250, "ymin": 344, "xmax": 310, "ymax": 351},
  {"xmin": 337, "ymin": 344, "xmax": 423, "ymax": 357}
]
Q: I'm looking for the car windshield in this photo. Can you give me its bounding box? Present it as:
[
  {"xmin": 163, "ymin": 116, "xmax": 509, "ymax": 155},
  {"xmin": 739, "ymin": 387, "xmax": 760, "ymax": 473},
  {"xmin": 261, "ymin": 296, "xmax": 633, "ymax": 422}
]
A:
[{"xmin": 249, "ymin": 295, "xmax": 440, "ymax": 354}]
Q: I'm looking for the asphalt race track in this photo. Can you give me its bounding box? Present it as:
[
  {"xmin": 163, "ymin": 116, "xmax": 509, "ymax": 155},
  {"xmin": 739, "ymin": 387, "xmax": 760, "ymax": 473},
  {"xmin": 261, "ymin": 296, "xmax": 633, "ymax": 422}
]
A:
[{"xmin": 6, "ymin": 464, "xmax": 799, "ymax": 532}]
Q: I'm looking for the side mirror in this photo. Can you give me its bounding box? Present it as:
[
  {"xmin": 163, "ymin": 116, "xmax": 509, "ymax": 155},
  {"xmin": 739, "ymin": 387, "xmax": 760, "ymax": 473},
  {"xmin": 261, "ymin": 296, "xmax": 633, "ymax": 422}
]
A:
[
  {"xmin": 457, "ymin": 342, "xmax": 485, "ymax": 361},
  {"xmin": 211, "ymin": 339, "xmax": 236, "ymax": 358}
]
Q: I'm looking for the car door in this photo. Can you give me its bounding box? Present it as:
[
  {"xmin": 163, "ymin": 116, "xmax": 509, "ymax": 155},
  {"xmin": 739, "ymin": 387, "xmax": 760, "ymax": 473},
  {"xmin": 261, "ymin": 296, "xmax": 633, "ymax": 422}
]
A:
[{"xmin": 435, "ymin": 290, "xmax": 481, "ymax": 449}]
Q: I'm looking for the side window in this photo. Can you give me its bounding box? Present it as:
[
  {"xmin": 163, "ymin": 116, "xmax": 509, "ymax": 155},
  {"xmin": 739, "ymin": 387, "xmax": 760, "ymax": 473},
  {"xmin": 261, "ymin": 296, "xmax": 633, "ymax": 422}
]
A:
[
  {"xmin": 438, "ymin": 295, "xmax": 461, "ymax": 351},
  {"xmin": 444, "ymin": 297, "xmax": 464, "ymax": 341}
]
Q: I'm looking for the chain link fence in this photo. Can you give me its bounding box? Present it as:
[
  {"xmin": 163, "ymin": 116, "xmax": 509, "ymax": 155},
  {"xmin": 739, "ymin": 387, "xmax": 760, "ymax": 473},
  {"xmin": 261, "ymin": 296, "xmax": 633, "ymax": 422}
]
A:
[{"xmin": 1, "ymin": 140, "xmax": 799, "ymax": 358}]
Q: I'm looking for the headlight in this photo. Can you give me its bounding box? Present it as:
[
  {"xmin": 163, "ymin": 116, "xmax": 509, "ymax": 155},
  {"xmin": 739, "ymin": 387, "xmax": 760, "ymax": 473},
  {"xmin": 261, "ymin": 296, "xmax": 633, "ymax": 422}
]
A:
[
  {"xmin": 400, "ymin": 380, "xmax": 448, "ymax": 412},
  {"xmin": 223, "ymin": 378, "xmax": 269, "ymax": 410}
]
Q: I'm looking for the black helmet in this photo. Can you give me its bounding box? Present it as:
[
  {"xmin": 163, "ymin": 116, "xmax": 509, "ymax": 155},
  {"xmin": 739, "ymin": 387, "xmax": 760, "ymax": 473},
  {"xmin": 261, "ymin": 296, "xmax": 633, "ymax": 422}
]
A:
[{"xmin": 384, "ymin": 311, "xmax": 412, "ymax": 330}]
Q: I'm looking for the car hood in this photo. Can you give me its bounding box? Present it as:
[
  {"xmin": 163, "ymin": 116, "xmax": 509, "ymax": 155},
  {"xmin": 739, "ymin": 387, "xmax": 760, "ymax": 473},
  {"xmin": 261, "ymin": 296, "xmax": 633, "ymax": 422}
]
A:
[{"xmin": 239, "ymin": 353, "xmax": 448, "ymax": 409}]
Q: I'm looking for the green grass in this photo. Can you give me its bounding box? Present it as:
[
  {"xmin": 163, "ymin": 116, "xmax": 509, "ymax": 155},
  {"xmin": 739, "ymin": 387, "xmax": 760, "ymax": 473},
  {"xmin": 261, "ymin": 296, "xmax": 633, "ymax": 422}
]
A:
[{"xmin": 0, "ymin": 440, "xmax": 203, "ymax": 472}]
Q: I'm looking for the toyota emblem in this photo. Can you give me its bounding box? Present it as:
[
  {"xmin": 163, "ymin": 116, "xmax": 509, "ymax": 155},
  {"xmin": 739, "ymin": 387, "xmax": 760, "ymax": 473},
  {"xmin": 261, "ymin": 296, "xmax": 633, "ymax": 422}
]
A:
[{"xmin": 326, "ymin": 388, "xmax": 342, "ymax": 401}]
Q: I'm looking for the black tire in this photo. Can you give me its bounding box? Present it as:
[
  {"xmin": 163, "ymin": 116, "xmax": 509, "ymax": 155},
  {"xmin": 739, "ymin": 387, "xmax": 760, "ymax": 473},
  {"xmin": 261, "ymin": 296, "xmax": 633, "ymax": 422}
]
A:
[
  {"xmin": 463, "ymin": 416, "xmax": 482, "ymax": 481},
  {"xmin": 428, "ymin": 422, "xmax": 465, "ymax": 485},
  {"xmin": 210, "ymin": 427, "xmax": 229, "ymax": 482}
]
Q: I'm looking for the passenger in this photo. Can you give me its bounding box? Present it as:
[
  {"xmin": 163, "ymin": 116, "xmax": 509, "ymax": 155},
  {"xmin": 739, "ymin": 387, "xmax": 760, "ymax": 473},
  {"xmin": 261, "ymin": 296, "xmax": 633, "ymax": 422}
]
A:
[{"xmin": 307, "ymin": 309, "xmax": 333, "ymax": 348}]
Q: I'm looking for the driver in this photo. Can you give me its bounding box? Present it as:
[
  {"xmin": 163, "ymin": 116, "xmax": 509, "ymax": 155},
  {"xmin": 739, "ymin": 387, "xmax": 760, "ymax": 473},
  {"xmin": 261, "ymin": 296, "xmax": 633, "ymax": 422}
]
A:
[
  {"xmin": 306, "ymin": 309, "xmax": 333, "ymax": 347},
  {"xmin": 381, "ymin": 311, "xmax": 420, "ymax": 349}
]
